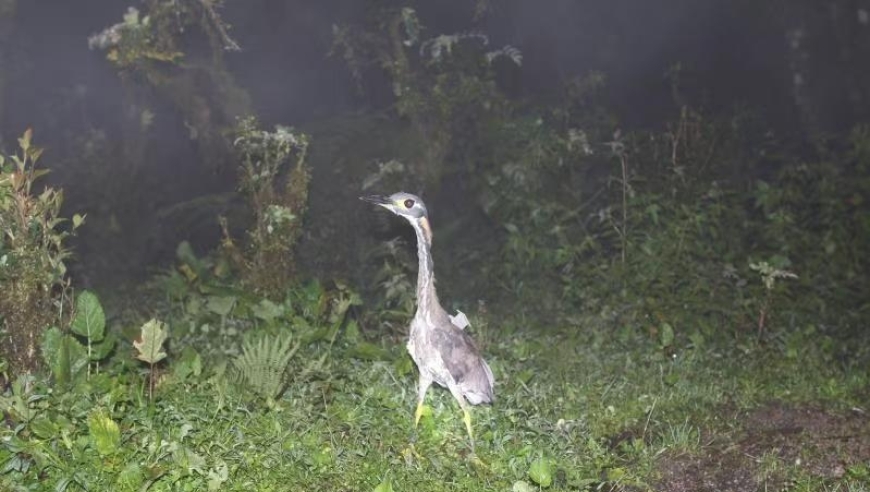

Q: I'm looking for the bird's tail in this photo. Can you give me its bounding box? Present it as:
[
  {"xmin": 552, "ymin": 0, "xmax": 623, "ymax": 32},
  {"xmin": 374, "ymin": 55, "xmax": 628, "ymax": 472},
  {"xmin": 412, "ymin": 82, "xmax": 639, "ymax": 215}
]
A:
[{"xmin": 464, "ymin": 359, "xmax": 495, "ymax": 405}]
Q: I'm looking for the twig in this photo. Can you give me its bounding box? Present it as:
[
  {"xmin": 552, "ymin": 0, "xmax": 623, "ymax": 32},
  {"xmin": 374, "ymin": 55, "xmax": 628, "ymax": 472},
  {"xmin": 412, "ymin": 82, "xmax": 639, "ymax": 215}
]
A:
[{"xmin": 198, "ymin": 0, "xmax": 241, "ymax": 51}]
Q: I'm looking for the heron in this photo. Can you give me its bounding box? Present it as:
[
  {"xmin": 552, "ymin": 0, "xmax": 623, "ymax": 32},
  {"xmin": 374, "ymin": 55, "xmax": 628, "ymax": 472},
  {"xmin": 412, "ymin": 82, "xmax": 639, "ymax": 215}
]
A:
[{"xmin": 361, "ymin": 192, "xmax": 494, "ymax": 446}]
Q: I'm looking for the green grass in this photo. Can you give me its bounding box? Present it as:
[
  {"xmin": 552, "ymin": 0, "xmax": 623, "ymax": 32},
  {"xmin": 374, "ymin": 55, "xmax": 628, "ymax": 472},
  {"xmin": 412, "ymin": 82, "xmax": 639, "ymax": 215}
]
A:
[{"xmin": 4, "ymin": 297, "xmax": 867, "ymax": 491}]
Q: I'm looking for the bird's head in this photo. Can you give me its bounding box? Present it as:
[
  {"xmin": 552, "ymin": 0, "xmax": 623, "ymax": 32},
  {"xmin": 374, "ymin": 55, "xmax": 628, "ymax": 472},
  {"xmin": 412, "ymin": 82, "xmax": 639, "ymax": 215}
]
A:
[
  {"xmin": 361, "ymin": 191, "xmax": 432, "ymax": 243},
  {"xmin": 360, "ymin": 192, "xmax": 428, "ymax": 220}
]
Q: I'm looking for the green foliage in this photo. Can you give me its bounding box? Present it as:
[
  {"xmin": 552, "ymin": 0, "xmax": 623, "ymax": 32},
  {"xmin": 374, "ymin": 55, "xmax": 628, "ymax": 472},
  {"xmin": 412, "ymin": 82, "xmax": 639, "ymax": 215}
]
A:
[
  {"xmin": 528, "ymin": 456, "xmax": 554, "ymax": 487},
  {"xmin": 480, "ymin": 96, "xmax": 870, "ymax": 345},
  {"xmin": 88, "ymin": 6, "xmax": 183, "ymax": 67},
  {"xmin": 232, "ymin": 116, "xmax": 312, "ymax": 296},
  {"xmin": 134, "ymin": 318, "xmax": 169, "ymax": 401},
  {"xmin": 366, "ymin": 237, "xmax": 417, "ymax": 326},
  {"xmin": 0, "ymin": 129, "xmax": 84, "ymax": 379},
  {"xmin": 337, "ymin": 4, "xmax": 867, "ymax": 351},
  {"xmin": 232, "ymin": 332, "xmax": 300, "ymax": 401},
  {"xmin": 134, "ymin": 319, "xmax": 168, "ymax": 365},
  {"xmin": 87, "ymin": 408, "xmax": 121, "ymax": 457},
  {"xmin": 41, "ymin": 290, "xmax": 113, "ymax": 388},
  {"xmin": 332, "ymin": 6, "xmax": 518, "ymax": 189},
  {"xmin": 2, "ymin": 6, "xmax": 866, "ymax": 490},
  {"xmin": 3, "ymin": 313, "xmax": 865, "ymax": 491},
  {"xmin": 90, "ymin": 2, "xmax": 239, "ymax": 69},
  {"xmin": 88, "ymin": 0, "xmax": 252, "ymax": 242},
  {"xmin": 42, "ymin": 328, "xmax": 86, "ymax": 388},
  {"xmin": 71, "ymin": 290, "xmax": 114, "ymax": 360}
]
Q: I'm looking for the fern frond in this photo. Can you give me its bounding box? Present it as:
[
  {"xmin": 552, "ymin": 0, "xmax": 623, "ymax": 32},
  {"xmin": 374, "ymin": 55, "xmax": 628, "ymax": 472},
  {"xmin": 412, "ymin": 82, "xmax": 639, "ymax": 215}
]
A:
[{"xmin": 233, "ymin": 333, "xmax": 299, "ymax": 400}]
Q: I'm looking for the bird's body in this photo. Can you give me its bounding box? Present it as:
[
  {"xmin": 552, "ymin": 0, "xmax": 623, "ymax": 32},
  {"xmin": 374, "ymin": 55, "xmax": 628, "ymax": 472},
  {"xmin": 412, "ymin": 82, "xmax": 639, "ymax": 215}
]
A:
[{"xmin": 362, "ymin": 192, "xmax": 494, "ymax": 446}]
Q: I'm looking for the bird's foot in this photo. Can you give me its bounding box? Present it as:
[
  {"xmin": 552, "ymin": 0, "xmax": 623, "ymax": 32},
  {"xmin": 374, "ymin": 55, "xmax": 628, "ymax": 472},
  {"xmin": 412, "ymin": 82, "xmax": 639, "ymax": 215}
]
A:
[
  {"xmin": 414, "ymin": 402, "xmax": 424, "ymax": 427},
  {"xmin": 470, "ymin": 453, "xmax": 490, "ymax": 471},
  {"xmin": 401, "ymin": 443, "xmax": 423, "ymax": 465}
]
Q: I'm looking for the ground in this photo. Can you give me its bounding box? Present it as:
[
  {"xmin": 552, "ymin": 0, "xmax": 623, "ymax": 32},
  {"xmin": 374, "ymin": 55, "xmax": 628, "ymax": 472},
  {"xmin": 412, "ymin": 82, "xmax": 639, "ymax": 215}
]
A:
[{"xmin": 657, "ymin": 402, "xmax": 870, "ymax": 491}]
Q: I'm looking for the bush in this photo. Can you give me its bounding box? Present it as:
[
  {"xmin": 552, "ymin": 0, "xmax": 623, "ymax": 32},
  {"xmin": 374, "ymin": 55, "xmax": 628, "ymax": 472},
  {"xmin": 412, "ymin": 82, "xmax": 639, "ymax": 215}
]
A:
[{"xmin": 0, "ymin": 129, "xmax": 84, "ymax": 382}]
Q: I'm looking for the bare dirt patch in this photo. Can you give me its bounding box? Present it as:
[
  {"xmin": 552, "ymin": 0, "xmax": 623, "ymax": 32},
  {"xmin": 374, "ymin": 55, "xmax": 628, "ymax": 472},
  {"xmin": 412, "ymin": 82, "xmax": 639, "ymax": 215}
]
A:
[{"xmin": 656, "ymin": 402, "xmax": 870, "ymax": 492}]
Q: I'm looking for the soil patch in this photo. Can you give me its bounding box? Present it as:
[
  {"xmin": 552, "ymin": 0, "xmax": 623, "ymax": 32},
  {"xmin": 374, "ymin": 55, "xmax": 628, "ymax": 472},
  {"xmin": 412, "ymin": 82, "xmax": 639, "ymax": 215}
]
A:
[{"xmin": 656, "ymin": 401, "xmax": 870, "ymax": 491}]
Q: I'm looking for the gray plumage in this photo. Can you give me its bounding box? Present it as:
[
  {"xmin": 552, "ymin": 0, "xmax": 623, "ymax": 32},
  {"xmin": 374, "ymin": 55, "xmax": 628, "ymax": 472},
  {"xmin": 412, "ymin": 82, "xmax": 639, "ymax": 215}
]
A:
[{"xmin": 361, "ymin": 192, "xmax": 494, "ymax": 444}]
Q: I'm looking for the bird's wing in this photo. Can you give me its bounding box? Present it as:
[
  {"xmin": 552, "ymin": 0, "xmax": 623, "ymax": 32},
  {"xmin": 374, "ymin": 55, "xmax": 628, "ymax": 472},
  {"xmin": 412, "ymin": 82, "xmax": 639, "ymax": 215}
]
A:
[{"xmin": 431, "ymin": 323, "xmax": 494, "ymax": 404}]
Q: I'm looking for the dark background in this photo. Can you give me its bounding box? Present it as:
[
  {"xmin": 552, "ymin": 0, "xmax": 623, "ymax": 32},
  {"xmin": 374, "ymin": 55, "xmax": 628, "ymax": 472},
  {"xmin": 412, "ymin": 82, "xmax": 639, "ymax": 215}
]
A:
[{"xmin": 1, "ymin": 0, "xmax": 867, "ymax": 288}]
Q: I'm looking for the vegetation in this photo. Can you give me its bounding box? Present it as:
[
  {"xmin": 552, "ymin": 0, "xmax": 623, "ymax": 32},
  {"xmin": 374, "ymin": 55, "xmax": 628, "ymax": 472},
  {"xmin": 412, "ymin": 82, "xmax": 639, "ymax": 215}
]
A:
[
  {"xmin": 90, "ymin": 0, "xmax": 248, "ymax": 172},
  {"xmin": 0, "ymin": 130, "xmax": 84, "ymax": 382},
  {"xmin": 231, "ymin": 116, "xmax": 311, "ymax": 297},
  {"xmin": 1, "ymin": 4, "xmax": 869, "ymax": 492}
]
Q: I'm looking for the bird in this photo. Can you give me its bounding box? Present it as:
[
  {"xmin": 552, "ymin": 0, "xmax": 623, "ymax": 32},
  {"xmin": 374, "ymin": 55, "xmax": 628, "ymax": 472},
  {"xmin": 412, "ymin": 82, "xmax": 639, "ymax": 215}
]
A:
[{"xmin": 361, "ymin": 192, "xmax": 494, "ymax": 447}]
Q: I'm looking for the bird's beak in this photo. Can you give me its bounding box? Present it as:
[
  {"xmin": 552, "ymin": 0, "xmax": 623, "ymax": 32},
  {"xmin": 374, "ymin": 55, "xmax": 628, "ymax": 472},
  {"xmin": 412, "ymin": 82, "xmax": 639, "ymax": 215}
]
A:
[{"xmin": 360, "ymin": 194, "xmax": 392, "ymax": 208}]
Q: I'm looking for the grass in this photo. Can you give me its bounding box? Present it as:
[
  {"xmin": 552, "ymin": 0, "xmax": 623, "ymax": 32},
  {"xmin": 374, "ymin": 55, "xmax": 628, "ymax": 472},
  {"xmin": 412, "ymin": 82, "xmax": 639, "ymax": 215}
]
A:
[
  {"xmin": 3, "ymin": 118, "xmax": 868, "ymax": 490},
  {"xmin": 4, "ymin": 290, "xmax": 866, "ymax": 491}
]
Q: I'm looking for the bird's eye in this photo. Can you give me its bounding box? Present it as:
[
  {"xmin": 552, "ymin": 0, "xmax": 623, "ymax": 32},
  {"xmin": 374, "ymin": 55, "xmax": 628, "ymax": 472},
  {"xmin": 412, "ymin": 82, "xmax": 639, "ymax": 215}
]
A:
[{"xmin": 404, "ymin": 199, "xmax": 415, "ymax": 208}]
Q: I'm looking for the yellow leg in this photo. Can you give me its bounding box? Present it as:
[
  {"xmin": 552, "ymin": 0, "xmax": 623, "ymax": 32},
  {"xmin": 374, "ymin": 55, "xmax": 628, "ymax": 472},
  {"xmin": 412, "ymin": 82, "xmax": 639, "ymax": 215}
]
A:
[
  {"xmin": 462, "ymin": 408, "xmax": 474, "ymax": 442},
  {"xmin": 414, "ymin": 401, "xmax": 425, "ymax": 427},
  {"xmin": 447, "ymin": 385, "xmax": 477, "ymax": 450},
  {"xmin": 415, "ymin": 375, "xmax": 433, "ymax": 428}
]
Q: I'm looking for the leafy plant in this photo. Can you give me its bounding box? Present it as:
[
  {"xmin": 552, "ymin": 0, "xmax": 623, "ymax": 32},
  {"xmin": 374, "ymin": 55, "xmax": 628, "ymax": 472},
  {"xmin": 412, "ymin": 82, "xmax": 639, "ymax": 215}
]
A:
[
  {"xmin": 528, "ymin": 455, "xmax": 554, "ymax": 488},
  {"xmin": 70, "ymin": 290, "xmax": 113, "ymax": 374},
  {"xmin": 41, "ymin": 290, "xmax": 112, "ymax": 388},
  {"xmin": 750, "ymin": 259, "xmax": 798, "ymax": 335},
  {"xmin": 87, "ymin": 408, "xmax": 121, "ymax": 457},
  {"xmin": 134, "ymin": 318, "xmax": 169, "ymax": 401},
  {"xmin": 233, "ymin": 116, "xmax": 311, "ymax": 296},
  {"xmin": 232, "ymin": 332, "xmax": 299, "ymax": 402},
  {"xmin": 0, "ymin": 129, "xmax": 84, "ymax": 381}
]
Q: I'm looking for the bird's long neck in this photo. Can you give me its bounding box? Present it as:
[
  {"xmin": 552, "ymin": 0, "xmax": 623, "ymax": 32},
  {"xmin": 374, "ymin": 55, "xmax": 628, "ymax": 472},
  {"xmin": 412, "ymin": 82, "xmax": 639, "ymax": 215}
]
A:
[{"xmin": 410, "ymin": 217, "xmax": 439, "ymax": 317}]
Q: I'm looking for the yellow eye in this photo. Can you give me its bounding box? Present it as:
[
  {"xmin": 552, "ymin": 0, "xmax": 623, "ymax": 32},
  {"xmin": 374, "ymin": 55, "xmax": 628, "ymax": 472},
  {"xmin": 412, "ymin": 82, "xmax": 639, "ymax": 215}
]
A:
[{"xmin": 404, "ymin": 199, "xmax": 415, "ymax": 208}]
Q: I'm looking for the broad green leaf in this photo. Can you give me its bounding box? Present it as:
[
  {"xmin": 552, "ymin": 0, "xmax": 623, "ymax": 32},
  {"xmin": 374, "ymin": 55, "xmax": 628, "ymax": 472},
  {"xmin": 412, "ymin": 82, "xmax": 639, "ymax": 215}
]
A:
[
  {"xmin": 41, "ymin": 327, "xmax": 66, "ymax": 384},
  {"xmin": 42, "ymin": 328, "xmax": 87, "ymax": 386},
  {"xmin": 528, "ymin": 456, "xmax": 553, "ymax": 488},
  {"xmin": 29, "ymin": 415, "xmax": 57, "ymax": 439},
  {"xmin": 173, "ymin": 346, "xmax": 202, "ymax": 382},
  {"xmin": 660, "ymin": 322, "xmax": 674, "ymax": 347},
  {"xmin": 134, "ymin": 319, "xmax": 168, "ymax": 364},
  {"xmin": 90, "ymin": 335, "xmax": 116, "ymax": 361},
  {"xmin": 88, "ymin": 409, "xmax": 121, "ymax": 456},
  {"xmin": 206, "ymin": 295, "xmax": 236, "ymax": 317},
  {"xmin": 71, "ymin": 290, "xmax": 106, "ymax": 342},
  {"xmin": 66, "ymin": 335, "xmax": 90, "ymax": 381}
]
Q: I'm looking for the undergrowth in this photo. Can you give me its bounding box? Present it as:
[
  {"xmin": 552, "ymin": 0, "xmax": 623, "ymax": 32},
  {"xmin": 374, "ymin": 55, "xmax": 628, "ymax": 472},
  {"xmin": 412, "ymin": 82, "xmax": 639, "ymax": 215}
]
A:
[
  {"xmin": 1, "ymin": 6, "xmax": 869, "ymax": 491},
  {"xmin": 1, "ymin": 115, "xmax": 867, "ymax": 490},
  {"xmin": 0, "ymin": 129, "xmax": 84, "ymax": 381}
]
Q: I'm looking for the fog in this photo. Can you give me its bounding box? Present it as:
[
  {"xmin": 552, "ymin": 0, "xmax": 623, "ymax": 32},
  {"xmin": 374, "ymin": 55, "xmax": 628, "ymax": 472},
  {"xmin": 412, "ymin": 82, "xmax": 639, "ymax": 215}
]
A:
[{"xmin": 0, "ymin": 0, "xmax": 866, "ymax": 288}]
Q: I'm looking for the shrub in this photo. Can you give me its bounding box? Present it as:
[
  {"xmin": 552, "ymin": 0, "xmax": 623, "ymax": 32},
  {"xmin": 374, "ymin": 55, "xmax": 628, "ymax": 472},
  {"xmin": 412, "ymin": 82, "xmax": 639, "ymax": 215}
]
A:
[
  {"xmin": 232, "ymin": 117, "xmax": 311, "ymax": 297},
  {"xmin": 0, "ymin": 129, "xmax": 84, "ymax": 382}
]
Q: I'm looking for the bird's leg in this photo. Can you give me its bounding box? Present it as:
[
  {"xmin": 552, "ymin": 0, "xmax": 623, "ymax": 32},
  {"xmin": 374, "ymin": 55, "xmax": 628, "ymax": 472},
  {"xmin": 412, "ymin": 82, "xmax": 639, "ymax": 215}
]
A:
[
  {"xmin": 414, "ymin": 374, "xmax": 434, "ymax": 427},
  {"xmin": 447, "ymin": 385, "xmax": 475, "ymax": 448},
  {"xmin": 462, "ymin": 408, "xmax": 473, "ymax": 442}
]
